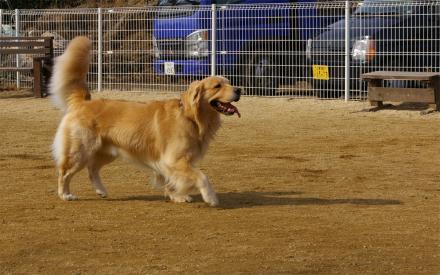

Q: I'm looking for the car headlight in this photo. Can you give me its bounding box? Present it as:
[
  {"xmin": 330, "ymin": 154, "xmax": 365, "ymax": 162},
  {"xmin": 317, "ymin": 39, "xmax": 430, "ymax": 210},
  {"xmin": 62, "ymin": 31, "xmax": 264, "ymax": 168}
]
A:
[
  {"xmin": 186, "ymin": 30, "xmax": 209, "ymax": 58},
  {"xmin": 306, "ymin": 39, "xmax": 312, "ymax": 60},
  {"xmin": 152, "ymin": 36, "xmax": 160, "ymax": 58},
  {"xmin": 352, "ymin": 36, "xmax": 376, "ymax": 63}
]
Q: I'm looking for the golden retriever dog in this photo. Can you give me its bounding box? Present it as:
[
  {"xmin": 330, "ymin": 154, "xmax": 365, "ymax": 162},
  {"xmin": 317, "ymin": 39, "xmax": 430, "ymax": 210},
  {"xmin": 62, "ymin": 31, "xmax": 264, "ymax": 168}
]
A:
[{"xmin": 50, "ymin": 36, "xmax": 241, "ymax": 206}]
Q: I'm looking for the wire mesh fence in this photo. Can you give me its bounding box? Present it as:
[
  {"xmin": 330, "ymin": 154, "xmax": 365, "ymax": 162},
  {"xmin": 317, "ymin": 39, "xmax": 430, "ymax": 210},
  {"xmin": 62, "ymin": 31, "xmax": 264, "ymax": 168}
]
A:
[
  {"xmin": 16, "ymin": 9, "xmax": 99, "ymax": 89},
  {"xmin": 0, "ymin": 1, "xmax": 439, "ymax": 99},
  {"xmin": 347, "ymin": 0, "xmax": 440, "ymax": 100},
  {"xmin": 0, "ymin": 9, "xmax": 16, "ymax": 89}
]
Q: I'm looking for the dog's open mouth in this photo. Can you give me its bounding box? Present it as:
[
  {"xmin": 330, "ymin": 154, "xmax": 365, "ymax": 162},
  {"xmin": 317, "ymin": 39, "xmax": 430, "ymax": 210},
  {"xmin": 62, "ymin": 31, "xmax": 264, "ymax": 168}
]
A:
[{"xmin": 210, "ymin": 100, "xmax": 241, "ymax": 118}]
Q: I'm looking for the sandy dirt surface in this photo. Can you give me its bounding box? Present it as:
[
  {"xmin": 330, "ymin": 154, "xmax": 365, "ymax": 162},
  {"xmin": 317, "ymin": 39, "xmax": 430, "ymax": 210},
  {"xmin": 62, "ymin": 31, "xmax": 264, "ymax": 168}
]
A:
[{"xmin": 0, "ymin": 90, "xmax": 439, "ymax": 274}]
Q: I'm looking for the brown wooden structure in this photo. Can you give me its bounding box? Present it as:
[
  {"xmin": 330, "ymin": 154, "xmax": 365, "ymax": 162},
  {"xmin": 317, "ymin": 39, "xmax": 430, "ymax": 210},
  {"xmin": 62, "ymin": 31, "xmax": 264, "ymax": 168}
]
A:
[
  {"xmin": 0, "ymin": 36, "xmax": 54, "ymax": 97},
  {"xmin": 362, "ymin": 71, "xmax": 440, "ymax": 111}
]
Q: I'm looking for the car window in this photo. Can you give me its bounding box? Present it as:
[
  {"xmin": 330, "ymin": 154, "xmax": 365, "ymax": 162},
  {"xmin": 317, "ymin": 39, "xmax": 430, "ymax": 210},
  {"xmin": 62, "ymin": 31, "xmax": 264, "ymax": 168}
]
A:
[
  {"xmin": 354, "ymin": 0, "xmax": 415, "ymax": 15},
  {"xmin": 158, "ymin": 0, "xmax": 250, "ymax": 5},
  {"xmin": 217, "ymin": 0, "xmax": 242, "ymax": 4},
  {"xmin": 158, "ymin": 0, "xmax": 200, "ymax": 6}
]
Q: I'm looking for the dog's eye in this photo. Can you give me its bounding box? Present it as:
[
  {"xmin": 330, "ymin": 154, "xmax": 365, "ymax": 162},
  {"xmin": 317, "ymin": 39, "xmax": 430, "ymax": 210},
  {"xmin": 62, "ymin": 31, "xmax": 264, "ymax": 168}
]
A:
[{"xmin": 214, "ymin": 84, "xmax": 221, "ymax": 89}]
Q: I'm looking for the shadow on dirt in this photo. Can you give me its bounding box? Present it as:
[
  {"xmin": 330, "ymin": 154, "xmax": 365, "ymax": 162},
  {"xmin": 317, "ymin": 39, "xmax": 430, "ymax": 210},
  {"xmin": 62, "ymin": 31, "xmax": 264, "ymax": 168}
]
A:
[
  {"xmin": 3, "ymin": 153, "xmax": 47, "ymax": 160},
  {"xmin": 108, "ymin": 191, "xmax": 401, "ymax": 209},
  {"xmin": 357, "ymin": 102, "xmax": 435, "ymax": 114},
  {"xmin": 0, "ymin": 89, "xmax": 33, "ymax": 99},
  {"xmin": 217, "ymin": 191, "xmax": 401, "ymax": 209},
  {"xmin": 107, "ymin": 195, "xmax": 165, "ymax": 202}
]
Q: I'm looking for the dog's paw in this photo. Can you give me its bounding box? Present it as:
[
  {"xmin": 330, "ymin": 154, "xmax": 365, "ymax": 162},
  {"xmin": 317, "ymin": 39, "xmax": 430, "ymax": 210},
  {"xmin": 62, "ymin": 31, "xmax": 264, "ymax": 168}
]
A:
[
  {"xmin": 60, "ymin": 193, "xmax": 78, "ymax": 201},
  {"xmin": 169, "ymin": 194, "xmax": 193, "ymax": 203},
  {"xmin": 95, "ymin": 189, "xmax": 107, "ymax": 198},
  {"xmin": 200, "ymin": 189, "xmax": 219, "ymax": 207},
  {"xmin": 206, "ymin": 194, "xmax": 219, "ymax": 207},
  {"xmin": 184, "ymin": 195, "xmax": 193, "ymax": 203}
]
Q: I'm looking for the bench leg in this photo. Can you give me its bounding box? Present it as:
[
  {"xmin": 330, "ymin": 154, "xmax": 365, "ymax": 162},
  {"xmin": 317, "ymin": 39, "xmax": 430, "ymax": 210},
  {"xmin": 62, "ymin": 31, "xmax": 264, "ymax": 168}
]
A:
[
  {"xmin": 432, "ymin": 76, "xmax": 440, "ymax": 111},
  {"xmin": 33, "ymin": 58, "xmax": 43, "ymax": 98},
  {"xmin": 367, "ymin": 79, "xmax": 384, "ymax": 108}
]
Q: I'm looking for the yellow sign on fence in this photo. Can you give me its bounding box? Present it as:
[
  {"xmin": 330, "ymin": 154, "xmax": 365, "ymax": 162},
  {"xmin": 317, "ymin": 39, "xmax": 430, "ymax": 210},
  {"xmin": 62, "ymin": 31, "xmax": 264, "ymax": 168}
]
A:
[{"xmin": 312, "ymin": 65, "xmax": 329, "ymax": 80}]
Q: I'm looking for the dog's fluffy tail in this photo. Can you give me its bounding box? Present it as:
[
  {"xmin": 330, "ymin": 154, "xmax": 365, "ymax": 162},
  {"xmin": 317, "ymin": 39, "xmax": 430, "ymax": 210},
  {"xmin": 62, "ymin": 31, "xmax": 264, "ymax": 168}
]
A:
[{"xmin": 49, "ymin": 36, "xmax": 92, "ymax": 111}]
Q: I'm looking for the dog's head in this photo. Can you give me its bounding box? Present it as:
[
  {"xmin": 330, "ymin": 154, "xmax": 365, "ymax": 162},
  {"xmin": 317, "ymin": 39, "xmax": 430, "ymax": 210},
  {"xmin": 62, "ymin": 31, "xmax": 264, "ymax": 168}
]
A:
[{"xmin": 183, "ymin": 76, "xmax": 241, "ymax": 118}]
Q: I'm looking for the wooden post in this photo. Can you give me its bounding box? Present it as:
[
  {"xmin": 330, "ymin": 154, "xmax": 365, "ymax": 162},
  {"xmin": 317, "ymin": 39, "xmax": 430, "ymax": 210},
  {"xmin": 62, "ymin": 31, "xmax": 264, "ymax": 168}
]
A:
[
  {"xmin": 43, "ymin": 37, "xmax": 54, "ymax": 97},
  {"xmin": 33, "ymin": 57, "xmax": 43, "ymax": 98}
]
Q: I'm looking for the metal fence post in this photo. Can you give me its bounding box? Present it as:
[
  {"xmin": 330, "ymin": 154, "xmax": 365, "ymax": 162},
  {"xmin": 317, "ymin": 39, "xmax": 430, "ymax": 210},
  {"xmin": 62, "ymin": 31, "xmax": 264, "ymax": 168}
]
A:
[
  {"xmin": 98, "ymin": 8, "xmax": 102, "ymax": 92},
  {"xmin": 0, "ymin": 9, "xmax": 2, "ymax": 68},
  {"xmin": 211, "ymin": 4, "xmax": 217, "ymax": 76},
  {"xmin": 0, "ymin": 9, "xmax": 3, "ymax": 36},
  {"xmin": 344, "ymin": 1, "xmax": 351, "ymax": 101},
  {"xmin": 15, "ymin": 9, "xmax": 20, "ymax": 89}
]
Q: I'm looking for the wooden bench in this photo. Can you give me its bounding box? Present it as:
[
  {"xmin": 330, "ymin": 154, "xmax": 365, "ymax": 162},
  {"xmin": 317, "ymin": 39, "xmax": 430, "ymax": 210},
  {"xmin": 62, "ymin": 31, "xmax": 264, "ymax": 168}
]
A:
[
  {"xmin": 0, "ymin": 36, "xmax": 54, "ymax": 97},
  {"xmin": 361, "ymin": 71, "xmax": 440, "ymax": 111}
]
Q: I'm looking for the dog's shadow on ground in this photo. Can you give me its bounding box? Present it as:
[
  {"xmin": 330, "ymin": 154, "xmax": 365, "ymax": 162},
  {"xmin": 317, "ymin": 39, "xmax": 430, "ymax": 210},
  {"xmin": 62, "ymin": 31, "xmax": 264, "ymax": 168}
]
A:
[
  {"xmin": 356, "ymin": 102, "xmax": 436, "ymax": 114},
  {"xmin": 0, "ymin": 89, "xmax": 33, "ymax": 99},
  {"xmin": 110, "ymin": 191, "xmax": 401, "ymax": 209},
  {"xmin": 216, "ymin": 191, "xmax": 401, "ymax": 209}
]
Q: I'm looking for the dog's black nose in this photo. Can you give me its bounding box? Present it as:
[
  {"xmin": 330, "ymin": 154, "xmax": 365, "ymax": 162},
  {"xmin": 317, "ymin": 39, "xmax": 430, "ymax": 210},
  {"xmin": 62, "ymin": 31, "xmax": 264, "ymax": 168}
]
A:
[{"xmin": 234, "ymin": 87, "xmax": 241, "ymax": 101}]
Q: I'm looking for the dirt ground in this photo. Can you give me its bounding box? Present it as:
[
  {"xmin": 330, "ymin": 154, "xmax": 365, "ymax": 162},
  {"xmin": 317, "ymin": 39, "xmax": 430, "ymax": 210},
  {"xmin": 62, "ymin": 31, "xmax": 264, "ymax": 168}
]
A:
[{"xmin": 0, "ymin": 90, "xmax": 439, "ymax": 274}]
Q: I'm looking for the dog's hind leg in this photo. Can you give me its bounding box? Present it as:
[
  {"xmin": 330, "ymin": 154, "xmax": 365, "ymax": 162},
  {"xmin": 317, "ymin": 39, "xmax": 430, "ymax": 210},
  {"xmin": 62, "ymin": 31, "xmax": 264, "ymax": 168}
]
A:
[
  {"xmin": 57, "ymin": 154, "xmax": 87, "ymax": 201},
  {"xmin": 87, "ymin": 153, "xmax": 115, "ymax": 198},
  {"xmin": 54, "ymin": 129, "xmax": 85, "ymax": 200},
  {"xmin": 55, "ymin": 126, "xmax": 98, "ymax": 201}
]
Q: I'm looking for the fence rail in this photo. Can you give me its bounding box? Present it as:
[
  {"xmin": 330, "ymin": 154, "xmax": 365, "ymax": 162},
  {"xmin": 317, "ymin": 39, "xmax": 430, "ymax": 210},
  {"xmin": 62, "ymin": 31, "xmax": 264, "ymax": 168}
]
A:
[{"xmin": 0, "ymin": 1, "xmax": 439, "ymax": 100}]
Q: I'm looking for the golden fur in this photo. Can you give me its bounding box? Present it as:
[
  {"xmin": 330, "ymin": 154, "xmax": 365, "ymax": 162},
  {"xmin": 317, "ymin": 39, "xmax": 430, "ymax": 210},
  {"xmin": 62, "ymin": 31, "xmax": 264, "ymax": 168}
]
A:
[{"xmin": 50, "ymin": 36, "xmax": 241, "ymax": 206}]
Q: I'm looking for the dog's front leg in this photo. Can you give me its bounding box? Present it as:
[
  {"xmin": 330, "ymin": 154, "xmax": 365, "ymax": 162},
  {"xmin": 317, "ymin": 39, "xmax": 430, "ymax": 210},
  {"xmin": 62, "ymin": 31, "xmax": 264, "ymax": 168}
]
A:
[
  {"xmin": 196, "ymin": 172, "xmax": 219, "ymax": 207},
  {"xmin": 166, "ymin": 191, "xmax": 194, "ymax": 203},
  {"xmin": 151, "ymin": 171, "xmax": 166, "ymax": 189},
  {"xmin": 165, "ymin": 164, "xmax": 218, "ymax": 207},
  {"xmin": 152, "ymin": 171, "xmax": 193, "ymax": 203}
]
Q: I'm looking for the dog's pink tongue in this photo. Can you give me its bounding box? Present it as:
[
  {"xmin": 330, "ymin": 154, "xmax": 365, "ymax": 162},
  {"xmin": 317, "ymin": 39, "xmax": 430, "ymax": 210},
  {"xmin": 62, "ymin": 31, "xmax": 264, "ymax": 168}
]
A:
[
  {"xmin": 235, "ymin": 107, "xmax": 241, "ymax": 118},
  {"xmin": 228, "ymin": 104, "xmax": 241, "ymax": 118}
]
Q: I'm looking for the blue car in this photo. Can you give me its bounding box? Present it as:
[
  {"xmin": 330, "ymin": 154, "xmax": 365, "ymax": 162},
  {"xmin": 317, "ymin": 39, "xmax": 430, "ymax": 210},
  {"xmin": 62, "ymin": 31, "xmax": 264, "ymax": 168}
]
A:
[
  {"xmin": 152, "ymin": 0, "xmax": 329, "ymax": 94},
  {"xmin": 307, "ymin": 0, "xmax": 440, "ymax": 97}
]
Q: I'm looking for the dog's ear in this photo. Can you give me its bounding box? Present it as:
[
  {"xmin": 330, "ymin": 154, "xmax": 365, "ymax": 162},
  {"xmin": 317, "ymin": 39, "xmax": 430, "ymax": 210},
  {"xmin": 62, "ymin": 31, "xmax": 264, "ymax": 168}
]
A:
[
  {"xmin": 187, "ymin": 80, "xmax": 203, "ymax": 106},
  {"xmin": 181, "ymin": 80, "xmax": 200, "ymax": 108},
  {"xmin": 182, "ymin": 80, "xmax": 207, "ymax": 136}
]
